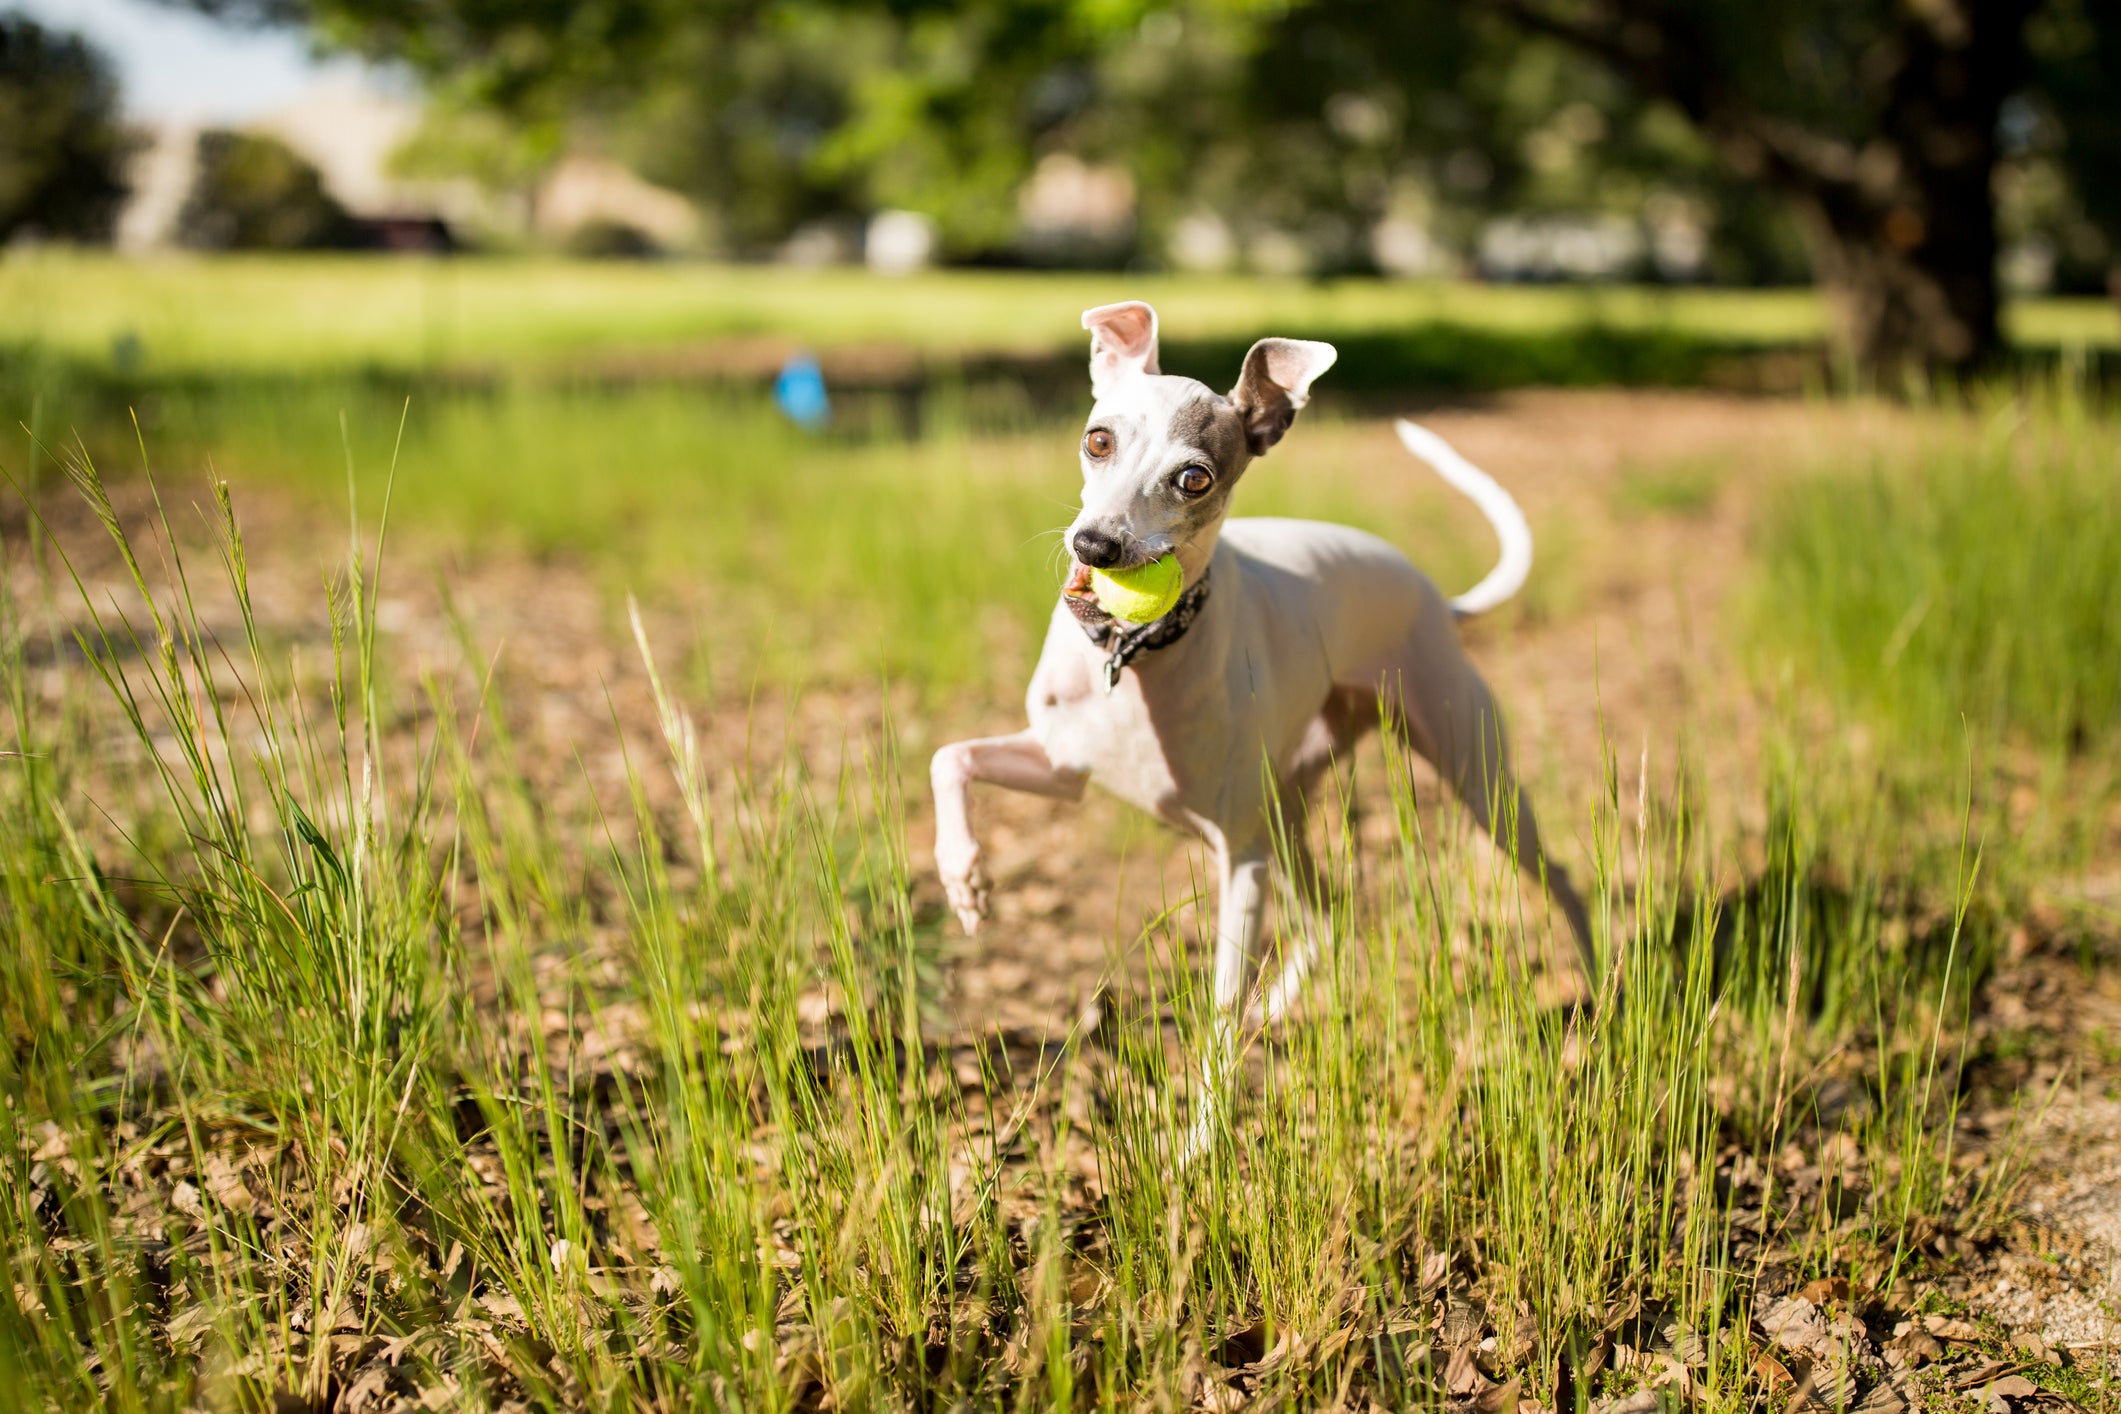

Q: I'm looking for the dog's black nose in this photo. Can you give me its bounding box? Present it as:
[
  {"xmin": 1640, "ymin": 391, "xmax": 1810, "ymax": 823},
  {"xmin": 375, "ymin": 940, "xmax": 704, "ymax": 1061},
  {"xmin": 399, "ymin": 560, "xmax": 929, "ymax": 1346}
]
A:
[{"xmin": 1072, "ymin": 528, "xmax": 1124, "ymax": 568}]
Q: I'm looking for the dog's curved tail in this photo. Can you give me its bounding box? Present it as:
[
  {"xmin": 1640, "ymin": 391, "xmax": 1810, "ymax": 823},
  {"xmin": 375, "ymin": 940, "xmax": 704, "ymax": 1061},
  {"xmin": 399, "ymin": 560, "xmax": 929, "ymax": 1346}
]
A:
[{"xmin": 1395, "ymin": 419, "xmax": 1532, "ymax": 618}]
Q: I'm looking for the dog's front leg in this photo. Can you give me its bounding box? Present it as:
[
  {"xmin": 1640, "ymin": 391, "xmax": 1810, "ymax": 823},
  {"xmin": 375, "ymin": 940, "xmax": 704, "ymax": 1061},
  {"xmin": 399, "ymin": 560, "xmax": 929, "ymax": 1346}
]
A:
[
  {"xmin": 930, "ymin": 731, "xmax": 1086, "ymax": 935},
  {"xmin": 1210, "ymin": 851, "xmax": 1271, "ymax": 1012},
  {"xmin": 1184, "ymin": 848, "xmax": 1271, "ymax": 1160}
]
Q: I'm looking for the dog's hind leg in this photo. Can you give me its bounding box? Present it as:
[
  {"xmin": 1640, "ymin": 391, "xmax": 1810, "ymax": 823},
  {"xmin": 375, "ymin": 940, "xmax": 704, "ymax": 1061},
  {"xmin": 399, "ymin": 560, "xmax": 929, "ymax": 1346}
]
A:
[
  {"xmin": 1390, "ymin": 664, "xmax": 1597, "ymax": 985},
  {"xmin": 1253, "ymin": 688, "xmax": 1370, "ymax": 1027},
  {"xmin": 1255, "ymin": 832, "xmax": 1341, "ymax": 1027}
]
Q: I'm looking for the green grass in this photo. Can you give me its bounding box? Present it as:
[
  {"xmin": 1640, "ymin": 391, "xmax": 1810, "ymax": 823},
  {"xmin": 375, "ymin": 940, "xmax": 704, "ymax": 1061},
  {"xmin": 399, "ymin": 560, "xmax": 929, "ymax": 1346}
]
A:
[
  {"xmin": 0, "ymin": 255, "xmax": 1823, "ymax": 375},
  {"xmin": 0, "ymin": 259, "xmax": 2114, "ymax": 1410},
  {"xmin": 2, "ymin": 252, "xmax": 2112, "ymax": 382},
  {"xmin": 1613, "ymin": 458, "xmax": 1724, "ymax": 519},
  {"xmin": 1746, "ymin": 384, "xmax": 2121, "ymax": 961},
  {"xmin": 1753, "ymin": 387, "xmax": 2121, "ymax": 755},
  {"xmin": 2, "ymin": 370, "xmax": 1526, "ymax": 695},
  {"xmin": 0, "ymin": 403, "xmax": 2052, "ymax": 1412}
]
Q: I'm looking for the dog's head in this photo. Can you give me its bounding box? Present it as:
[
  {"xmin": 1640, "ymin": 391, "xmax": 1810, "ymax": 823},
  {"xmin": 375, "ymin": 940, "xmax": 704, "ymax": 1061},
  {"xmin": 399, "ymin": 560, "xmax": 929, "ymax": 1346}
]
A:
[{"xmin": 1063, "ymin": 301, "xmax": 1335, "ymax": 610}]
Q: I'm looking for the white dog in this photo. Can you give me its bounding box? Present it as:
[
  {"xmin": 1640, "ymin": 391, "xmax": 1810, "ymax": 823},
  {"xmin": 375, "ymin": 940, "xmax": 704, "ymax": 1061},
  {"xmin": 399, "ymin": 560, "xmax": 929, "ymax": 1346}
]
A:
[{"xmin": 930, "ymin": 301, "xmax": 1591, "ymax": 1143}]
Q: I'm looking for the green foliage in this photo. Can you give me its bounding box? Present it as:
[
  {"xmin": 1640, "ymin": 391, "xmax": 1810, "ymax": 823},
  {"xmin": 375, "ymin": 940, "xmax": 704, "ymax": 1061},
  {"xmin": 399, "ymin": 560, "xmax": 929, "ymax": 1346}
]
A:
[
  {"xmin": 177, "ymin": 130, "xmax": 354, "ymax": 252},
  {"xmin": 199, "ymin": 0, "xmax": 2121, "ymax": 372},
  {"xmin": 2028, "ymin": 0, "xmax": 2121, "ymax": 285},
  {"xmin": 0, "ymin": 15, "xmax": 136, "ymax": 243},
  {"xmin": 203, "ymin": 0, "xmax": 1823, "ymax": 275}
]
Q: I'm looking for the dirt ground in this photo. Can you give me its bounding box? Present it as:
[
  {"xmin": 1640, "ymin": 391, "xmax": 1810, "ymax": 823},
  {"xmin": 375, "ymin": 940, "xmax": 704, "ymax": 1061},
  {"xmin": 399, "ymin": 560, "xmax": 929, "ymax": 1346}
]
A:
[{"xmin": 14, "ymin": 388, "xmax": 2118, "ymax": 1370}]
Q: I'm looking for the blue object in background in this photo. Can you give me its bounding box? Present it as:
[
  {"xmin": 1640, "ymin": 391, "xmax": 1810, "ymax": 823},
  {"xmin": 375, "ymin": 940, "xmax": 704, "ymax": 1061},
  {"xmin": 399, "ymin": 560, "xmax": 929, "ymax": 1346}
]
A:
[{"xmin": 774, "ymin": 352, "xmax": 832, "ymax": 430}]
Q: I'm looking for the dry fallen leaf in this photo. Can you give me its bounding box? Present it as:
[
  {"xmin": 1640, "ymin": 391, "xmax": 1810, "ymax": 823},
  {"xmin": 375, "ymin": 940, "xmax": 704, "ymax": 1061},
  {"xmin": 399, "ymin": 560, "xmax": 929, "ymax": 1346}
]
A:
[
  {"xmin": 1923, "ymin": 1316, "xmax": 1982, "ymax": 1344},
  {"xmin": 341, "ymin": 1365, "xmax": 391, "ymax": 1412},
  {"xmin": 1442, "ymin": 1298, "xmax": 1485, "ymax": 1349},
  {"xmin": 1446, "ymin": 1345, "xmax": 1494, "ymax": 1398},
  {"xmin": 204, "ymin": 1154, "xmax": 257, "ymax": 1215},
  {"xmin": 2011, "ymin": 1333, "xmax": 2058, "ymax": 1365},
  {"xmin": 418, "ymin": 1375, "xmax": 463, "ymax": 1410},
  {"xmin": 1883, "ymin": 1327, "xmax": 1943, "ymax": 1370},
  {"xmin": 1955, "ymin": 1361, "xmax": 2027, "ymax": 1390},
  {"xmin": 1977, "ymin": 1376, "xmax": 2040, "ymax": 1414},
  {"xmin": 1853, "ymin": 1381, "xmax": 1907, "ymax": 1414},
  {"xmin": 1800, "ymin": 1277, "xmax": 1851, "ymax": 1306},
  {"xmin": 164, "ymin": 1305, "xmax": 215, "ymax": 1353},
  {"xmin": 1474, "ymin": 1376, "xmax": 1523, "ymax": 1414},
  {"xmin": 1759, "ymin": 1297, "xmax": 1830, "ymax": 1357},
  {"xmin": 1809, "ymin": 1360, "xmax": 1857, "ymax": 1408}
]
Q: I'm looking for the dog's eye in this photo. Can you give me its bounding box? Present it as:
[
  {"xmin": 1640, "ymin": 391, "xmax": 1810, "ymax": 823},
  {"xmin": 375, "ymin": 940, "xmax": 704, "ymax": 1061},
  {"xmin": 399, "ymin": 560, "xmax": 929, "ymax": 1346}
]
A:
[
  {"xmin": 1175, "ymin": 464, "xmax": 1213, "ymax": 495},
  {"xmin": 1084, "ymin": 429, "xmax": 1114, "ymax": 459}
]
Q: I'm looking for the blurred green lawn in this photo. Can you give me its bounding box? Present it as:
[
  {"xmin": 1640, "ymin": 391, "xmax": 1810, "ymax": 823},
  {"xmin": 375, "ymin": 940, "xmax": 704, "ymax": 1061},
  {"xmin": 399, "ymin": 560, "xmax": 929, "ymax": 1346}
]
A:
[
  {"xmin": 4, "ymin": 254, "xmax": 2115, "ymax": 728},
  {"xmin": 3, "ymin": 252, "xmax": 2113, "ymax": 377}
]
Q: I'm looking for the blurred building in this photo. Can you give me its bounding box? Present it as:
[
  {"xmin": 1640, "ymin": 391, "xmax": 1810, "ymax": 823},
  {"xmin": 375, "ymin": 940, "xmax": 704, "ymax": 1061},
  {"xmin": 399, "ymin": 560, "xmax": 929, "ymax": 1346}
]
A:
[
  {"xmin": 1017, "ymin": 155, "xmax": 1135, "ymax": 265},
  {"xmin": 535, "ymin": 155, "xmax": 702, "ymax": 253},
  {"xmin": 115, "ymin": 80, "xmax": 702, "ymax": 254}
]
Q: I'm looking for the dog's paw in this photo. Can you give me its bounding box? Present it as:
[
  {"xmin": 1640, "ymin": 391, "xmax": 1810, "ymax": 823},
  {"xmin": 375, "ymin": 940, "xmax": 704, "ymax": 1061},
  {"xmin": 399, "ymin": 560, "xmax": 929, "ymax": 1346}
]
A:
[{"xmin": 935, "ymin": 835, "xmax": 991, "ymax": 936}]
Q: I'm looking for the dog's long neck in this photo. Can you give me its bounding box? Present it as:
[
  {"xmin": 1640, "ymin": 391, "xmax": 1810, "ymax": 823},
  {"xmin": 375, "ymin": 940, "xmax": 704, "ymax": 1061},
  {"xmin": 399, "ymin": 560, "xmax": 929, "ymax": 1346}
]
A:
[{"xmin": 1173, "ymin": 522, "xmax": 1224, "ymax": 589}]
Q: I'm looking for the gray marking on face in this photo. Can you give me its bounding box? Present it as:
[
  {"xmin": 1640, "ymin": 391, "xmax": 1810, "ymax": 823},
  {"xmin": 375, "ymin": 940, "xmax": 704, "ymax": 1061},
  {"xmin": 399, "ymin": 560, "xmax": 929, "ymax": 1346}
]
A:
[
  {"xmin": 1170, "ymin": 396, "xmax": 1250, "ymax": 480},
  {"xmin": 1070, "ymin": 378, "xmax": 1265, "ymax": 566}
]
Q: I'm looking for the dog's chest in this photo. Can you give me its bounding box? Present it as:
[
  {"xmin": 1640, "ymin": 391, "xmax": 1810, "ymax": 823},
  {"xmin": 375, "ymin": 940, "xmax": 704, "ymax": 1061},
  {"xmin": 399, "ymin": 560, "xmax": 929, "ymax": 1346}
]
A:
[{"xmin": 1027, "ymin": 645, "xmax": 1200, "ymax": 825}]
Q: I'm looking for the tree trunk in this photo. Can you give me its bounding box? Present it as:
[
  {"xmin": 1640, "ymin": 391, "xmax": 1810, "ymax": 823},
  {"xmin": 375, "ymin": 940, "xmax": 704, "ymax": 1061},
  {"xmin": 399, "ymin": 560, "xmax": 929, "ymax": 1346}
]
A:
[
  {"xmin": 1787, "ymin": 0, "xmax": 2029, "ymax": 379},
  {"xmin": 1795, "ymin": 179, "xmax": 1999, "ymax": 381}
]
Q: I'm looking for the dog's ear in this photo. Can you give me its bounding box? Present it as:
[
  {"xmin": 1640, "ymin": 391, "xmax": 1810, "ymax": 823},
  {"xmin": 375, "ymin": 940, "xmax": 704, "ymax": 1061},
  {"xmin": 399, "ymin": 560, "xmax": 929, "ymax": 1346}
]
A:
[
  {"xmin": 1229, "ymin": 338, "xmax": 1337, "ymax": 454},
  {"xmin": 1083, "ymin": 301, "xmax": 1160, "ymax": 396}
]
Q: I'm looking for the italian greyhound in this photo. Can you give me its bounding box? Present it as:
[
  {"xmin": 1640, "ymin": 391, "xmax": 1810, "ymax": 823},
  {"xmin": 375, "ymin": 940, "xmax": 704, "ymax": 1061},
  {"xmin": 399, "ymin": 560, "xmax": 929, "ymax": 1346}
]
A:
[{"xmin": 930, "ymin": 301, "xmax": 1593, "ymax": 1147}]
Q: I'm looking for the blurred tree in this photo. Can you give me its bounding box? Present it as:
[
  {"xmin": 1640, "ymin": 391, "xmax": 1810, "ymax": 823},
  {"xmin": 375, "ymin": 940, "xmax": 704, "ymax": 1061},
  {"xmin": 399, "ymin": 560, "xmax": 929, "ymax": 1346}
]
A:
[
  {"xmin": 174, "ymin": 0, "xmax": 2117, "ymax": 370},
  {"xmin": 182, "ymin": 0, "xmax": 1098, "ymax": 258},
  {"xmin": 0, "ymin": 15, "xmax": 137, "ymax": 243},
  {"xmin": 2026, "ymin": 0, "xmax": 2121, "ymax": 298},
  {"xmin": 1457, "ymin": 0, "xmax": 2044, "ymax": 376},
  {"xmin": 177, "ymin": 130, "xmax": 355, "ymax": 250}
]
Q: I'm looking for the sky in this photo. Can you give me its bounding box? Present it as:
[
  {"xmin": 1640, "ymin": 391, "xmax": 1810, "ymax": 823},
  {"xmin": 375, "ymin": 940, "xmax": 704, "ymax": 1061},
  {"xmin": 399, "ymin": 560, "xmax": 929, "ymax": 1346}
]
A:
[{"xmin": 8, "ymin": 0, "xmax": 390, "ymax": 122}]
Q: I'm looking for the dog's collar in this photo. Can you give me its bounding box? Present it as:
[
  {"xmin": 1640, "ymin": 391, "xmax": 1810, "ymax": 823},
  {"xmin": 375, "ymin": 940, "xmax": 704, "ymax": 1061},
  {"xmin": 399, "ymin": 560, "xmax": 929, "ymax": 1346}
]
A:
[{"xmin": 1076, "ymin": 569, "xmax": 1212, "ymax": 695}]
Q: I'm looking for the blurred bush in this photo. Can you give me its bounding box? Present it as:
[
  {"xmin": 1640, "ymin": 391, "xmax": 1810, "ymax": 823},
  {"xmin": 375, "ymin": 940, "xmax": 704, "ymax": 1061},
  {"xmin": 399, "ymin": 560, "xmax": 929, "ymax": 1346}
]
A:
[
  {"xmin": 563, "ymin": 217, "xmax": 661, "ymax": 259},
  {"xmin": 0, "ymin": 15, "xmax": 136, "ymax": 244},
  {"xmin": 177, "ymin": 130, "xmax": 354, "ymax": 251}
]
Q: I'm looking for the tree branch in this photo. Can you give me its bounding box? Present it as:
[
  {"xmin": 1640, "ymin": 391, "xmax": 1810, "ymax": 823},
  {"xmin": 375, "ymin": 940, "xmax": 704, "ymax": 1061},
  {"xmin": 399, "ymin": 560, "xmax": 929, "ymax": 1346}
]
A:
[{"xmin": 1470, "ymin": 0, "xmax": 1868, "ymax": 202}]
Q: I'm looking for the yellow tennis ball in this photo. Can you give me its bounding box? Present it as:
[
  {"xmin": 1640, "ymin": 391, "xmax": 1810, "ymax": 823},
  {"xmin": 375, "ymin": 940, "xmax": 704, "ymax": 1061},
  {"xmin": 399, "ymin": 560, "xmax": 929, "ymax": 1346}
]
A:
[{"xmin": 1090, "ymin": 555, "xmax": 1184, "ymax": 623}]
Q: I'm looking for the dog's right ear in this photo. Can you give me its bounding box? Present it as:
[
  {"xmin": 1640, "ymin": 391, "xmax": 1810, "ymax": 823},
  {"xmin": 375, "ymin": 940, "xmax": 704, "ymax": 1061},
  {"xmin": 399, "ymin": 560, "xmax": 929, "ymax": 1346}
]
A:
[
  {"xmin": 1230, "ymin": 337, "xmax": 1337, "ymax": 454},
  {"xmin": 1083, "ymin": 301, "xmax": 1159, "ymax": 397}
]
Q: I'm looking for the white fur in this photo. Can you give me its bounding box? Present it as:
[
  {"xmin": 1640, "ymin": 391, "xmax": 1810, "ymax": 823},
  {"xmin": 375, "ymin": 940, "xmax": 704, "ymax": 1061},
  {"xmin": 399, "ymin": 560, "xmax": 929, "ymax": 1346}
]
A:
[
  {"xmin": 1395, "ymin": 419, "xmax": 1533, "ymax": 617},
  {"xmin": 930, "ymin": 305, "xmax": 1591, "ymax": 1159}
]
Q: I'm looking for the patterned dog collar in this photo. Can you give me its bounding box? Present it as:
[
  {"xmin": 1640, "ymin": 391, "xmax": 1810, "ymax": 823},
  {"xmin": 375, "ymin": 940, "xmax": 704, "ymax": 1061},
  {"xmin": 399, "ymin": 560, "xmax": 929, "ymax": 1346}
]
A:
[{"xmin": 1077, "ymin": 569, "xmax": 1212, "ymax": 695}]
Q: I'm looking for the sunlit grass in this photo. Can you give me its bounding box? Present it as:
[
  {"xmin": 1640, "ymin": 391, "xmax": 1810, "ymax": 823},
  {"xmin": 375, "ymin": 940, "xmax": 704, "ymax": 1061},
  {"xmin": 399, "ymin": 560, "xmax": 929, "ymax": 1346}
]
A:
[
  {"xmin": 7, "ymin": 372, "xmax": 1528, "ymax": 694},
  {"xmin": 0, "ymin": 406, "xmax": 2041, "ymax": 1409},
  {"xmin": 0, "ymin": 254, "xmax": 1809, "ymax": 375},
  {"xmin": 1, "ymin": 258, "xmax": 2112, "ymax": 1407},
  {"xmin": 3, "ymin": 251, "xmax": 2109, "ymax": 380},
  {"xmin": 1753, "ymin": 386, "xmax": 2121, "ymax": 754}
]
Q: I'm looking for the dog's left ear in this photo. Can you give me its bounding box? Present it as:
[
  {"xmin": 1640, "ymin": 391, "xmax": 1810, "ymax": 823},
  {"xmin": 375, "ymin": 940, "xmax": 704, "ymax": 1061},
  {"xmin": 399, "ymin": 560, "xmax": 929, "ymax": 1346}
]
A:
[
  {"xmin": 1083, "ymin": 301, "xmax": 1160, "ymax": 396},
  {"xmin": 1230, "ymin": 338, "xmax": 1337, "ymax": 455}
]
